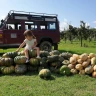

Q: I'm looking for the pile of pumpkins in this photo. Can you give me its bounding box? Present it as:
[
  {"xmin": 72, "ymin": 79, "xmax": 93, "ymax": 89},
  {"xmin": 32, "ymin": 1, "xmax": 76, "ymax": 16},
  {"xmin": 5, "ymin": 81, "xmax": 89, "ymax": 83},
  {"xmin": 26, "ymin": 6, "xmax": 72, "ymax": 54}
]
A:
[
  {"xmin": 68, "ymin": 53, "xmax": 96, "ymax": 78},
  {"xmin": 0, "ymin": 50, "xmax": 96, "ymax": 79}
]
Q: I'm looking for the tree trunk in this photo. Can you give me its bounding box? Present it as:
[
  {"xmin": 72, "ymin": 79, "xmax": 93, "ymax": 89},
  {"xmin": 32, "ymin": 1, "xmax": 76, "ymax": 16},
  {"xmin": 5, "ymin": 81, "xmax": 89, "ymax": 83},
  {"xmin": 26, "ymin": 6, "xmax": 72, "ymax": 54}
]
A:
[{"xmin": 80, "ymin": 35, "xmax": 82, "ymax": 47}]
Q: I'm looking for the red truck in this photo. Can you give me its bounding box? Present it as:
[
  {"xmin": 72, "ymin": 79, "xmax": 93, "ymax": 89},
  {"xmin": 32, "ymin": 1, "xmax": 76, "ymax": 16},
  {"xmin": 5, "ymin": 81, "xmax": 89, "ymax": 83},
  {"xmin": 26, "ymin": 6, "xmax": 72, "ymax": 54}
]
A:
[{"xmin": 0, "ymin": 10, "xmax": 60, "ymax": 51}]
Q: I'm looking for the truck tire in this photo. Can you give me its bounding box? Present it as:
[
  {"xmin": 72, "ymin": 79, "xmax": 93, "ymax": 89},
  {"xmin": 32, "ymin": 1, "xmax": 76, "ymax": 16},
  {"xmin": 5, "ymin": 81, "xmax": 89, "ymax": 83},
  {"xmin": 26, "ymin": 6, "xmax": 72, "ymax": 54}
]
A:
[{"xmin": 40, "ymin": 41, "xmax": 52, "ymax": 52}]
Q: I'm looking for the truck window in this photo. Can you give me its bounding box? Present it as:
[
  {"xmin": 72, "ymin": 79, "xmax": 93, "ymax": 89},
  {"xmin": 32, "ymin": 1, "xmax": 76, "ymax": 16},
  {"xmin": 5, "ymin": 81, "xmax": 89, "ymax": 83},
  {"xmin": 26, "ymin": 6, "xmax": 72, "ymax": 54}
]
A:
[
  {"xmin": 7, "ymin": 22, "xmax": 21, "ymax": 30},
  {"xmin": 7, "ymin": 24, "xmax": 15, "ymax": 29},
  {"xmin": 47, "ymin": 22, "xmax": 56, "ymax": 30},
  {"xmin": 25, "ymin": 21, "xmax": 37, "ymax": 30},
  {"xmin": 40, "ymin": 25, "xmax": 46, "ymax": 30}
]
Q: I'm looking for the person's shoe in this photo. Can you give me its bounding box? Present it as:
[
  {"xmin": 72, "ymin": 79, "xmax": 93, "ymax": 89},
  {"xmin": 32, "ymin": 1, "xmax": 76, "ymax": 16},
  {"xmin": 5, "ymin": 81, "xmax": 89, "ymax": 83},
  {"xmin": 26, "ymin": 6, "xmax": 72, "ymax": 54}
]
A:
[
  {"xmin": 36, "ymin": 56, "xmax": 41, "ymax": 59},
  {"xmin": 26, "ymin": 58, "xmax": 29, "ymax": 63}
]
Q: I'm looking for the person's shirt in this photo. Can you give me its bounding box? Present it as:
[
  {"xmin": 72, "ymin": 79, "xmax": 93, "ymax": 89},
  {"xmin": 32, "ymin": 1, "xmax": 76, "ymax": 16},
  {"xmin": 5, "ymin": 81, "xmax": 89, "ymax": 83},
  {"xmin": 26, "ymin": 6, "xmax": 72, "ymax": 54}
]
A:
[{"xmin": 24, "ymin": 38, "xmax": 36, "ymax": 50}]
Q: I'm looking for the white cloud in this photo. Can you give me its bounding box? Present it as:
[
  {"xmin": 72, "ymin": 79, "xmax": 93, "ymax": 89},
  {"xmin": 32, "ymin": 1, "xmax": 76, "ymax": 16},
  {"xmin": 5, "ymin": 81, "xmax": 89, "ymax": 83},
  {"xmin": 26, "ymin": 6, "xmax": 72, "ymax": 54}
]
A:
[
  {"xmin": 60, "ymin": 19, "xmax": 69, "ymax": 31},
  {"xmin": 0, "ymin": 15, "xmax": 5, "ymax": 20},
  {"xmin": 93, "ymin": 21, "xmax": 96, "ymax": 24}
]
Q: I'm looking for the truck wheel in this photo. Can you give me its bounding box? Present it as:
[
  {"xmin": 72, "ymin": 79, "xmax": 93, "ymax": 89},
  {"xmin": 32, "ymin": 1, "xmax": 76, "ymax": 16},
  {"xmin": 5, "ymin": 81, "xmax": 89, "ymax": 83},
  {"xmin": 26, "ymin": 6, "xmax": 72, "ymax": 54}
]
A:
[{"xmin": 40, "ymin": 41, "xmax": 52, "ymax": 52}]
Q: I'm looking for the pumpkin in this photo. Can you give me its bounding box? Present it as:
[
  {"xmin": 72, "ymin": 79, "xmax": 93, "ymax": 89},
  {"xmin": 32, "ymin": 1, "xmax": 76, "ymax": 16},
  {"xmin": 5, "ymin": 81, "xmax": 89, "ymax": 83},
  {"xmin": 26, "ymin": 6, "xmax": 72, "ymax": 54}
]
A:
[
  {"xmin": 29, "ymin": 49, "xmax": 37, "ymax": 58},
  {"xmin": 75, "ymin": 64, "xmax": 83, "ymax": 71},
  {"xmin": 30, "ymin": 58, "xmax": 40, "ymax": 66},
  {"xmin": 0, "ymin": 58, "xmax": 13, "ymax": 66},
  {"xmin": 51, "ymin": 61, "xmax": 61, "ymax": 67},
  {"xmin": 15, "ymin": 65, "xmax": 27, "ymax": 74},
  {"xmin": 87, "ymin": 59, "xmax": 91, "ymax": 64},
  {"xmin": 91, "ymin": 57, "xmax": 96, "ymax": 66},
  {"xmin": 14, "ymin": 56, "xmax": 26, "ymax": 64},
  {"xmin": 39, "ymin": 69, "xmax": 51, "ymax": 79},
  {"xmin": 61, "ymin": 52, "xmax": 72, "ymax": 59},
  {"xmin": 50, "ymin": 67, "xmax": 60, "ymax": 74},
  {"xmin": 73, "ymin": 54, "xmax": 79, "ymax": 60},
  {"xmin": 85, "ymin": 65, "xmax": 93, "ymax": 74},
  {"xmin": 77, "ymin": 59, "xmax": 83, "ymax": 64},
  {"xmin": 92, "ymin": 72, "xmax": 96, "ymax": 78},
  {"xmin": 68, "ymin": 64, "xmax": 75, "ymax": 69},
  {"xmin": 60, "ymin": 65, "xmax": 71, "ymax": 76},
  {"xmin": 70, "ymin": 69, "xmax": 78, "ymax": 74},
  {"xmin": 47, "ymin": 55, "xmax": 59, "ymax": 62},
  {"xmin": 40, "ymin": 51, "xmax": 49, "ymax": 57},
  {"xmin": 1, "ymin": 66, "xmax": 15, "ymax": 75},
  {"xmin": 83, "ymin": 53, "xmax": 88, "ymax": 56},
  {"xmin": 89, "ymin": 53, "xmax": 96, "ymax": 59},
  {"xmin": 80, "ymin": 54, "xmax": 88, "ymax": 61},
  {"xmin": 62, "ymin": 60, "xmax": 70, "ymax": 65},
  {"xmin": 27, "ymin": 65, "xmax": 38, "ymax": 72},
  {"xmin": 69, "ymin": 57, "xmax": 77, "ymax": 65},
  {"xmin": 2, "ymin": 52, "xmax": 18, "ymax": 58},
  {"xmin": 50, "ymin": 50, "xmax": 60, "ymax": 55},
  {"xmin": 93, "ymin": 65, "xmax": 96, "ymax": 71},
  {"xmin": 59, "ymin": 56, "xmax": 64, "ymax": 62},
  {"xmin": 82, "ymin": 61, "xmax": 89, "ymax": 68},
  {"xmin": 18, "ymin": 51, "xmax": 25, "ymax": 56},
  {"xmin": 79, "ymin": 70, "xmax": 85, "ymax": 75},
  {"xmin": 40, "ymin": 57, "xmax": 48, "ymax": 67}
]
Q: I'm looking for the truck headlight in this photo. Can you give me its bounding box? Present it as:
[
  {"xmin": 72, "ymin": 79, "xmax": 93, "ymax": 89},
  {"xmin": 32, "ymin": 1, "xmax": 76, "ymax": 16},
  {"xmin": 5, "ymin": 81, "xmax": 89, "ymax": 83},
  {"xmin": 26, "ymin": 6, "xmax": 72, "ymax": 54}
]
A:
[{"xmin": 0, "ymin": 34, "xmax": 2, "ymax": 38}]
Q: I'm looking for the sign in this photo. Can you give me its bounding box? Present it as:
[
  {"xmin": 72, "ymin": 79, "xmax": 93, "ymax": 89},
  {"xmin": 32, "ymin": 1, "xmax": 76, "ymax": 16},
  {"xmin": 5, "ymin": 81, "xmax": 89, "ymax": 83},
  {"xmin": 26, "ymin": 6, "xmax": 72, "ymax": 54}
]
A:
[{"xmin": 11, "ymin": 33, "xmax": 17, "ymax": 38}]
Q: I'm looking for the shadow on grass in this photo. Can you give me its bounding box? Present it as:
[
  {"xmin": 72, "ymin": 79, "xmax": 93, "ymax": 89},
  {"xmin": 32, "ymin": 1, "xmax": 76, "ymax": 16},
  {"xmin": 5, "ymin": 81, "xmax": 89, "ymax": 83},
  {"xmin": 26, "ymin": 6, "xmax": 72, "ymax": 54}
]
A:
[
  {"xmin": 0, "ymin": 71, "xmax": 39, "ymax": 77},
  {"xmin": 59, "ymin": 49, "xmax": 81, "ymax": 54},
  {"xmin": 40, "ymin": 76, "xmax": 55, "ymax": 81}
]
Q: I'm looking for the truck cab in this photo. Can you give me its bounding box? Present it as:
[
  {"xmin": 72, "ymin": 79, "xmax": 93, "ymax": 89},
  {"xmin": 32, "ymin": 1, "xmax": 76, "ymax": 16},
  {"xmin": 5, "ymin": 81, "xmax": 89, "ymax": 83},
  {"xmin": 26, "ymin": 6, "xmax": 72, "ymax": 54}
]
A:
[{"xmin": 0, "ymin": 10, "xmax": 60, "ymax": 51}]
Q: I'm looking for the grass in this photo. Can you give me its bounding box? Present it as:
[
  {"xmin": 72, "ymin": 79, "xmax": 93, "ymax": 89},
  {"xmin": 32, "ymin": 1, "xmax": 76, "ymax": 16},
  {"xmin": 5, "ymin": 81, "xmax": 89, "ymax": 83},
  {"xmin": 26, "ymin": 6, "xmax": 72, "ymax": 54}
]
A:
[{"xmin": 0, "ymin": 40, "xmax": 96, "ymax": 96}]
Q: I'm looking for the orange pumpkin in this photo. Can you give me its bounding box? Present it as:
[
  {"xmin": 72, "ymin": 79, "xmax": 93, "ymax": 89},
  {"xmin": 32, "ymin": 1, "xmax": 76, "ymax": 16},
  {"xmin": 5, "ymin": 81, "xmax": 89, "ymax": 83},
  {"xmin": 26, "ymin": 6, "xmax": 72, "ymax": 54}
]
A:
[
  {"xmin": 93, "ymin": 65, "xmax": 96, "ymax": 71},
  {"xmin": 70, "ymin": 57, "xmax": 77, "ymax": 65},
  {"xmin": 73, "ymin": 54, "xmax": 79, "ymax": 60},
  {"xmin": 92, "ymin": 72, "xmax": 96, "ymax": 78},
  {"xmin": 75, "ymin": 64, "xmax": 83, "ymax": 71},
  {"xmin": 91, "ymin": 57, "xmax": 96, "ymax": 66},
  {"xmin": 77, "ymin": 59, "xmax": 83, "ymax": 64},
  {"xmin": 70, "ymin": 69, "xmax": 78, "ymax": 74},
  {"xmin": 80, "ymin": 54, "xmax": 88, "ymax": 61},
  {"xmin": 89, "ymin": 53, "xmax": 96, "ymax": 59},
  {"xmin": 82, "ymin": 61, "xmax": 89, "ymax": 68},
  {"xmin": 68, "ymin": 64, "xmax": 75, "ymax": 69},
  {"xmin": 79, "ymin": 70, "xmax": 85, "ymax": 75}
]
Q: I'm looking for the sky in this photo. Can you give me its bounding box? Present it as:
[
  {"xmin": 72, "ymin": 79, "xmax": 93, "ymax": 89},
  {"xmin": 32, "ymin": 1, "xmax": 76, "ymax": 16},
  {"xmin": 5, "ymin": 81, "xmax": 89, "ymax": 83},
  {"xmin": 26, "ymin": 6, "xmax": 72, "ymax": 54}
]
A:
[{"xmin": 0, "ymin": 0, "xmax": 96, "ymax": 31}]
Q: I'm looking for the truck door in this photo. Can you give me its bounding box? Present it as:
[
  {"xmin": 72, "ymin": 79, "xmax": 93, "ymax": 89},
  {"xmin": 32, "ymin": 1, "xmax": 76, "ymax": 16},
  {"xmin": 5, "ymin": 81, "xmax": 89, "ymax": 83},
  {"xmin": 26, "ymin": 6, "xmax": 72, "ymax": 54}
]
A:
[{"xmin": 3, "ymin": 24, "xmax": 24, "ymax": 44}]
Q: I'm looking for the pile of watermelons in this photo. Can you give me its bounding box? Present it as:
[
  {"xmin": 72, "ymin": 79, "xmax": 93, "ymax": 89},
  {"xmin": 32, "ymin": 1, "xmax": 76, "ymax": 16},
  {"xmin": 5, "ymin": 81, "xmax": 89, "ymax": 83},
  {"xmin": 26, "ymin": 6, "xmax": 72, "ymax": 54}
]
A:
[{"xmin": 0, "ymin": 50, "xmax": 96, "ymax": 79}]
